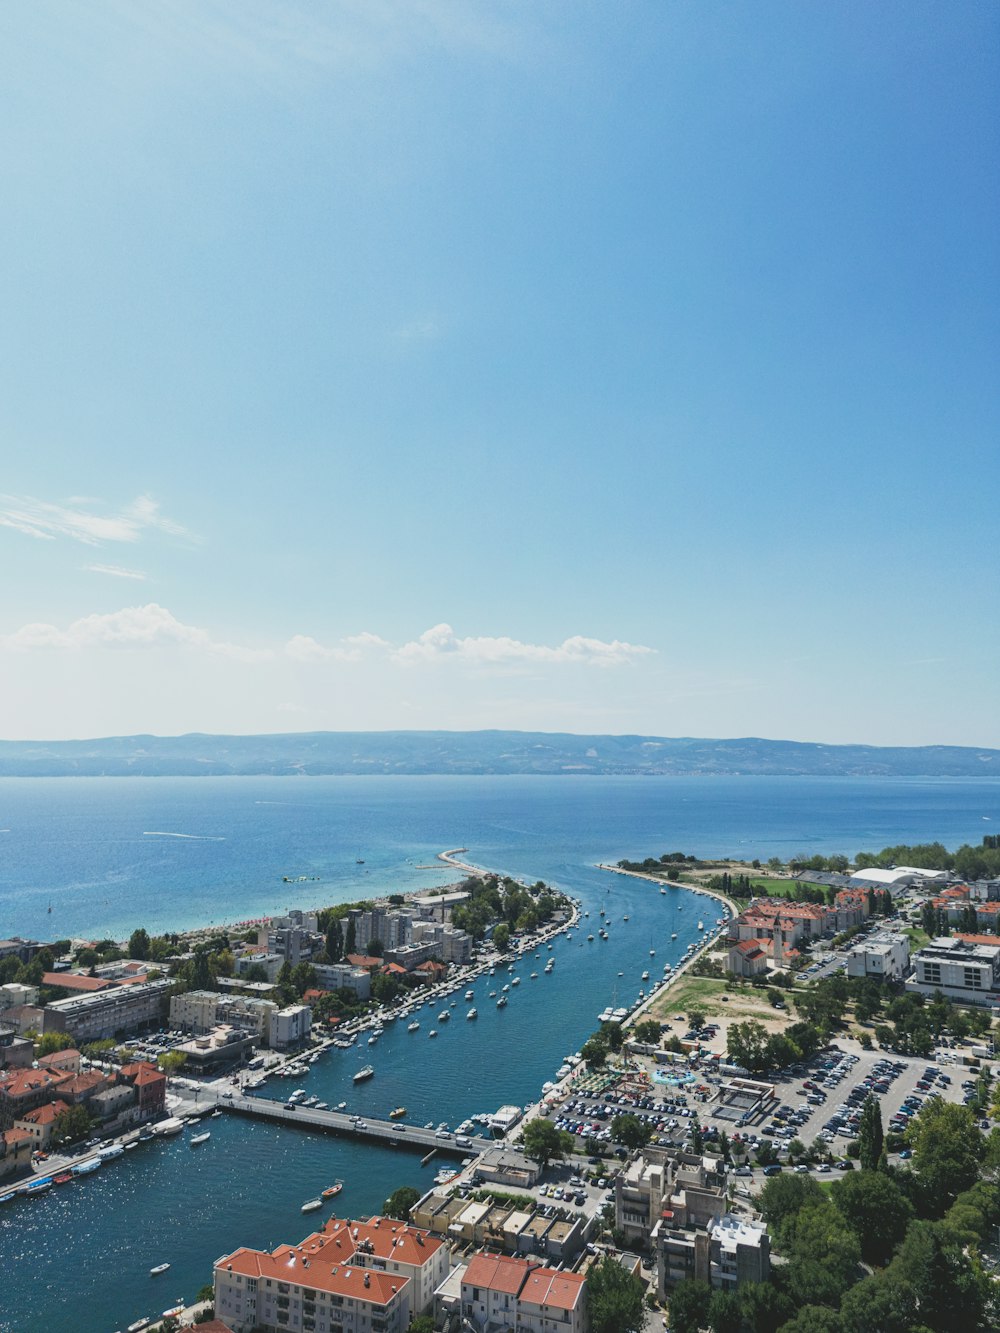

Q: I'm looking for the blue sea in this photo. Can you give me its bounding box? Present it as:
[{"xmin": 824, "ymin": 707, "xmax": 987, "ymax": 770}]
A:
[{"xmin": 0, "ymin": 775, "xmax": 997, "ymax": 1333}]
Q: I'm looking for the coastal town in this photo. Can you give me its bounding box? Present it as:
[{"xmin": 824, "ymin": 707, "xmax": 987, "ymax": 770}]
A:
[{"xmin": 3, "ymin": 841, "xmax": 1000, "ymax": 1332}]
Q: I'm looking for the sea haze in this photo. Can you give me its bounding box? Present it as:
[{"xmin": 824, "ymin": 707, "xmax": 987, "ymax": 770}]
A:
[
  {"xmin": 0, "ymin": 731, "xmax": 997, "ymax": 777},
  {"xmin": 1, "ymin": 774, "xmax": 998, "ymax": 943}
]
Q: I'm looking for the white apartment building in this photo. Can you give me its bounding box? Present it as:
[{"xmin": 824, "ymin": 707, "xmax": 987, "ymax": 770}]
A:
[
  {"xmin": 270, "ymin": 1004, "xmax": 312, "ymax": 1048},
  {"xmin": 845, "ymin": 932, "xmax": 911, "ymax": 982},
  {"xmin": 460, "ymin": 1254, "xmax": 588, "ymax": 1333},
  {"xmin": 215, "ymin": 1246, "xmax": 410, "ymax": 1333},
  {"xmin": 907, "ymin": 937, "xmax": 1000, "ymax": 1007},
  {"xmin": 215, "ymin": 1215, "xmax": 450, "ymax": 1333},
  {"xmin": 313, "ymin": 964, "xmax": 372, "ymax": 999}
]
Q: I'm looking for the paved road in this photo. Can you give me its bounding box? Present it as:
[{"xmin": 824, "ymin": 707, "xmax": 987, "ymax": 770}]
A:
[{"xmin": 222, "ymin": 1094, "xmax": 492, "ymax": 1156}]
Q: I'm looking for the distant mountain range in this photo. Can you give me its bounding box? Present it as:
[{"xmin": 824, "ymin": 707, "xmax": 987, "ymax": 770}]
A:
[{"xmin": 0, "ymin": 731, "xmax": 996, "ymax": 777}]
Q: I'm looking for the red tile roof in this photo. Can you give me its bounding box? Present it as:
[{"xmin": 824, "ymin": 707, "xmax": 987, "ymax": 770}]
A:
[
  {"xmin": 0, "ymin": 1068, "xmax": 72, "ymax": 1099},
  {"xmin": 462, "ymin": 1253, "xmax": 536, "ymax": 1295},
  {"xmin": 217, "ymin": 1246, "xmax": 408, "ymax": 1304},
  {"xmin": 520, "ymin": 1269, "xmax": 586, "ymax": 1312},
  {"xmin": 954, "ymin": 933, "xmax": 1000, "ymax": 947},
  {"xmin": 18, "ymin": 1098, "xmax": 70, "ymax": 1125},
  {"xmin": 41, "ymin": 972, "xmax": 115, "ymax": 992}
]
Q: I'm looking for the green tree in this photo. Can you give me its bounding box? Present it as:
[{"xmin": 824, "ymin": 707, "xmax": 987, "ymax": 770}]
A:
[
  {"xmin": 581, "ymin": 1034, "xmax": 609, "ymax": 1067},
  {"xmin": 325, "ymin": 918, "xmax": 344, "ymax": 963},
  {"xmin": 758, "ymin": 1173, "xmax": 825, "ymax": 1246},
  {"xmin": 35, "ymin": 1031, "xmax": 75, "ymax": 1056},
  {"xmin": 633, "ymin": 1019, "xmax": 661, "ymax": 1045},
  {"xmin": 888, "ymin": 1219, "xmax": 985, "ymax": 1332},
  {"xmin": 128, "ymin": 927, "xmax": 151, "ymax": 960},
  {"xmin": 493, "ymin": 923, "xmax": 511, "ymax": 952},
  {"xmin": 776, "ymin": 1308, "xmax": 843, "ymax": 1333},
  {"xmin": 586, "ymin": 1255, "xmax": 646, "ymax": 1333},
  {"xmin": 383, "ymin": 1186, "xmax": 420, "ymax": 1221},
  {"xmin": 907, "ymin": 1099, "xmax": 983, "ymax": 1212},
  {"xmin": 521, "ymin": 1119, "xmax": 573, "ymax": 1170},
  {"xmin": 739, "ymin": 1281, "xmax": 791, "ymax": 1333},
  {"xmin": 50, "ymin": 1103, "xmax": 94, "ymax": 1146},
  {"xmin": 344, "ymin": 918, "xmax": 357, "ymax": 956},
  {"xmin": 727, "ymin": 1019, "xmax": 770, "ymax": 1073},
  {"xmin": 600, "ymin": 1022, "xmax": 625, "ymax": 1053},
  {"xmin": 610, "ymin": 1114, "xmax": 651, "ymax": 1150},
  {"xmin": 158, "ymin": 1050, "xmax": 187, "ymax": 1075},
  {"xmin": 783, "ymin": 1202, "xmax": 860, "ymax": 1306},
  {"xmin": 836, "ymin": 1272, "xmax": 916, "ymax": 1333},
  {"xmin": 408, "ymin": 1317, "xmax": 435, "ymax": 1333},
  {"xmin": 857, "ymin": 1094, "xmax": 884, "ymax": 1172},
  {"xmin": 707, "ymin": 1288, "xmax": 743, "ymax": 1333},
  {"xmin": 666, "ymin": 1279, "xmax": 712, "ymax": 1333},
  {"xmin": 830, "ymin": 1170, "xmax": 913, "ymax": 1266}
]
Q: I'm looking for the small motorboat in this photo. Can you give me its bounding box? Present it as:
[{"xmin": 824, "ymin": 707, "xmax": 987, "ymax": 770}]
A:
[
  {"xmin": 301, "ymin": 1198, "xmax": 323, "ymax": 1213},
  {"xmin": 321, "ymin": 1181, "xmax": 343, "ymax": 1199},
  {"xmin": 189, "ymin": 1132, "xmax": 211, "ymax": 1146},
  {"xmin": 150, "ymin": 1263, "xmax": 171, "ymax": 1276}
]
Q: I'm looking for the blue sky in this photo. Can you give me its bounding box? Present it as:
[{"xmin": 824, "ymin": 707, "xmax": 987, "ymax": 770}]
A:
[{"xmin": 1, "ymin": 2, "xmax": 997, "ymax": 745}]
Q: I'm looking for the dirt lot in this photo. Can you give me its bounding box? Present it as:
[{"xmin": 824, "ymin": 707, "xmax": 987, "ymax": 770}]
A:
[{"xmin": 649, "ymin": 974, "xmax": 792, "ymax": 1051}]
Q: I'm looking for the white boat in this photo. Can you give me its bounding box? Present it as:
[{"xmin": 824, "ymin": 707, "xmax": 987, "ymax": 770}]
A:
[
  {"xmin": 301, "ymin": 1198, "xmax": 323, "ymax": 1212},
  {"xmin": 353, "ymin": 1065, "xmax": 375, "ymax": 1083},
  {"xmin": 407, "ymin": 1021, "xmax": 420, "ymax": 1032},
  {"xmin": 161, "ymin": 1305, "xmax": 186, "ymax": 1320},
  {"xmin": 512, "ymin": 976, "xmax": 521, "ymax": 986},
  {"xmin": 429, "ymin": 1029, "xmax": 438, "ymax": 1038},
  {"xmin": 698, "ymin": 921, "xmax": 704, "ymax": 930},
  {"xmin": 189, "ymin": 1132, "xmax": 211, "ymax": 1146},
  {"xmin": 150, "ymin": 1263, "xmax": 171, "ymax": 1276},
  {"xmin": 467, "ymin": 1008, "xmax": 478, "ymax": 1020},
  {"xmin": 496, "ymin": 995, "xmax": 508, "ymax": 1009},
  {"xmin": 671, "ymin": 932, "xmax": 678, "ymax": 939},
  {"xmin": 641, "ymin": 971, "xmax": 650, "ymax": 981},
  {"xmin": 128, "ymin": 1320, "xmax": 151, "ymax": 1332},
  {"xmin": 153, "ymin": 1118, "xmax": 185, "ymax": 1137},
  {"xmin": 530, "ymin": 972, "xmax": 538, "ymax": 979},
  {"xmin": 465, "ymin": 990, "xmax": 474, "ymax": 1000},
  {"xmin": 438, "ymin": 1011, "xmax": 451, "ymax": 1022}
]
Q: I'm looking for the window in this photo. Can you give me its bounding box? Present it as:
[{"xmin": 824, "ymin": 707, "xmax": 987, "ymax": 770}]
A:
[
  {"xmin": 923, "ymin": 962, "xmax": 941, "ymax": 984},
  {"xmin": 964, "ymin": 968, "xmax": 984, "ymax": 989}
]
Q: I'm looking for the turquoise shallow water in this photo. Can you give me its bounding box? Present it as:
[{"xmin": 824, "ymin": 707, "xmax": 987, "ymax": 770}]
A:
[{"xmin": 1, "ymin": 775, "xmax": 998, "ymax": 1332}]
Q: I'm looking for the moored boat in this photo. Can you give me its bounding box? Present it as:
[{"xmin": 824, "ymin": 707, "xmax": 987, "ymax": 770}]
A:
[
  {"xmin": 150, "ymin": 1263, "xmax": 171, "ymax": 1276},
  {"xmin": 353, "ymin": 1065, "xmax": 375, "ymax": 1083},
  {"xmin": 389, "ymin": 1107, "xmax": 407, "ymax": 1119},
  {"xmin": 301, "ymin": 1198, "xmax": 323, "ymax": 1213},
  {"xmin": 189, "ymin": 1132, "xmax": 211, "ymax": 1146},
  {"xmin": 321, "ymin": 1180, "xmax": 343, "ymax": 1199}
]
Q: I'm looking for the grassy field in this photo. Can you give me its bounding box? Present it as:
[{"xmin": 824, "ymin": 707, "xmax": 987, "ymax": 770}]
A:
[
  {"xmin": 904, "ymin": 927, "xmax": 931, "ymax": 950},
  {"xmin": 748, "ymin": 878, "xmax": 829, "ymax": 898},
  {"xmin": 649, "ymin": 974, "xmax": 788, "ymax": 1027}
]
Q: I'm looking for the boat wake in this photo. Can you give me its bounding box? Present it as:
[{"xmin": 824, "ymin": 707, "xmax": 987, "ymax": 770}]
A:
[{"xmin": 143, "ymin": 832, "xmax": 225, "ymax": 841}]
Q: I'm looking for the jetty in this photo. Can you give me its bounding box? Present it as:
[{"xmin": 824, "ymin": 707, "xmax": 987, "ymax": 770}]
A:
[{"xmin": 220, "ymin": 1095, "xmax": 492, "ymax": 1156}]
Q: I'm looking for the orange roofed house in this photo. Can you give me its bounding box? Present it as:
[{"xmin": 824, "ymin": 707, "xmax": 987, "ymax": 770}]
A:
[
  {"xmin": 461, "ymin": 1253, "xmax": 589, "ymax": 1333},
  {"xmin": 214, "ymin": 1215, "xmax": 450, "ymax": 1333}
]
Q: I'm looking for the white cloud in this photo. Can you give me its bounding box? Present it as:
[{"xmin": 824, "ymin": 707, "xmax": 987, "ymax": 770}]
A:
[
  {"xmin": 393, "ymin": 623, "xmax": 654, "ymax": 668},
  {"xmin": 3, "ymin": 603, "xmax": 268, "ymax": 662},
  {"xmin": 3, "ymin": 609, "xmax": 650, "ymax": 676},
  {"xmin": 85, "ymin": 564, "xmax": 148, "ymax": 581},
  {"xmin": 0, "ymin": 492, "xmax": 192, "ymax": 547},
  {"xmin": 285, "ymin": 631, "xmax": 390, "ymax": 662}
]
